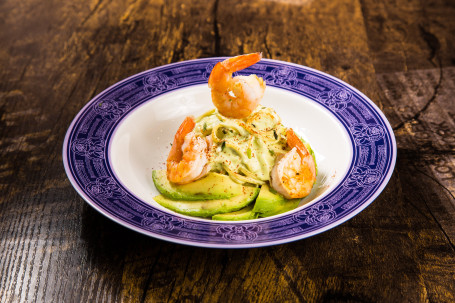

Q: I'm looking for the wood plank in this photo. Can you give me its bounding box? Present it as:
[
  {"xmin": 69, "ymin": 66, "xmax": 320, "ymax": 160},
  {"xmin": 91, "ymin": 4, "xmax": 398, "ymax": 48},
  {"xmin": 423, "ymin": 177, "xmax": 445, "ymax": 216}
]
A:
[
  {"xmin": 0, "ymin": 0, "xmax": 140, "ymax": 301},
  {"xmin": 362, "ymin": 0, "xmax": 455, "ymax": 300},
  {"xmin": 360, "ymin": 0, "xmax": 455, "ymax": 72},
  {"xmin": 217, "ymin": 0, "xmax": 379, "ymax": 102},
  {"xmin": 0, "ymin": 0, "xmax": 217, "ymax": 302},
  {"xmin": 363, "ymin": 0, "xmax": 455, "ymax": 243}
]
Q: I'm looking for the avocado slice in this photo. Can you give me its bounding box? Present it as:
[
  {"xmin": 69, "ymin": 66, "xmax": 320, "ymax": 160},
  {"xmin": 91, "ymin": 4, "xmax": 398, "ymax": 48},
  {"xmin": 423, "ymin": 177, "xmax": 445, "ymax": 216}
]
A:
[
  {"xmin": 152, "ymin": 170, "xmax": 243, "ymax": 200},
  {"xmin": 253, "ymin": 184, "xmax": 301, "ymax": 217},
  {"xmin": 153, "ymin": 186, "xmax": 260, "ymax": 218},
  {"xmin": 212, "ymin": 204, "xmax": 258, "ymax": 221}
]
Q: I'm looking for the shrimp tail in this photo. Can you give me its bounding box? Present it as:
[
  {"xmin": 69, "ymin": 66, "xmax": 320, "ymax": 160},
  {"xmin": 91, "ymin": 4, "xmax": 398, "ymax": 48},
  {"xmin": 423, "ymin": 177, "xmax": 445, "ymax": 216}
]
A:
[
  {"xmin": 166, "ymin": 116, "xmax": 210, "ymax": 184},
  {"xmin": 167, "ymin": 116, "xmax": 195, "ymax": 165},
  {"xmin": 208, "ymin": 53, "xmax": 262, "ymax": 88},
  {"xmin": 270, "ymin": 128, "xmax": 316, "ymax": 199},
  {"xmin": 287, "ymin": 128, "xmax": 316, "ymax": 181},
  {"xmin": 286, "ymin": 128, "xmax": 310, "ymax": 158},
  {"xmin": 220, "ymin": 52, "xmax": 262, "ymax": 73},
  {"xmin": 208, "ymin": 53, "xmax": 265, "ymax": 119}
]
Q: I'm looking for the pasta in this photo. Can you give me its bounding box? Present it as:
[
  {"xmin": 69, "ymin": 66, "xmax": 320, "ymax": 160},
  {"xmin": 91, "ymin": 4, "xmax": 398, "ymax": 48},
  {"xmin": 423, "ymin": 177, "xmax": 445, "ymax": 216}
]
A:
[{"xmin": 193, "ymin": 106, "xmax": 290, "ymax": 185}]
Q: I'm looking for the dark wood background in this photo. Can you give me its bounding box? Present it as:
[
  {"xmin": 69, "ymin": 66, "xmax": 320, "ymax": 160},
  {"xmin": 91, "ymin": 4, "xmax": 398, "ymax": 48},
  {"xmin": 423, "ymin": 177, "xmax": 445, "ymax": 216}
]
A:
[{"xmin": 1, "ymin": 0, "xmax": 454, "ymax": 302}]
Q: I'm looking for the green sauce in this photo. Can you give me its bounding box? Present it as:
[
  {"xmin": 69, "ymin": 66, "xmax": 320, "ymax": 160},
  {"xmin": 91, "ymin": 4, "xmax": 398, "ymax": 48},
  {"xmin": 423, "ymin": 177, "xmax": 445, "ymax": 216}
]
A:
[{"xmin": 193, "ymin": 107, "xmax": 289, "ymax": 184}]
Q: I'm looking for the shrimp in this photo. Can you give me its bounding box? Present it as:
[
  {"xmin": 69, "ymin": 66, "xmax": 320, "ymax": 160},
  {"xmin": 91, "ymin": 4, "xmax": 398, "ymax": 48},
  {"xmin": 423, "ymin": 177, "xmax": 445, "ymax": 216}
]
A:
[
  {"xmin": 270, "ymin": 128, "xmax": 316, "ymax": 199},
  {"xmin": 167, "ymin": 116, "xmax": 210, "ymax": 184},
  {"xmin": 208, "ymin": 53, "xmax": 266, "ymax": 119}
]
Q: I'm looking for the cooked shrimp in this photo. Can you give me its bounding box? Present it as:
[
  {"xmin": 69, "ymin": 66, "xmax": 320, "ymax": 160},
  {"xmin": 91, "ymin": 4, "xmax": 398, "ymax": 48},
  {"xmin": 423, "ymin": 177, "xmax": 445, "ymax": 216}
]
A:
[
  {"xmin": 270, "ymin": 128, "xmax": 316, "ymax": 199},
  {"xmin": 167, "ymin": 116, "xmax": 210, "ymax": 184},
  {"xmin": 208, "ymin": 53, "xmax": 266, "ymax": 119}
]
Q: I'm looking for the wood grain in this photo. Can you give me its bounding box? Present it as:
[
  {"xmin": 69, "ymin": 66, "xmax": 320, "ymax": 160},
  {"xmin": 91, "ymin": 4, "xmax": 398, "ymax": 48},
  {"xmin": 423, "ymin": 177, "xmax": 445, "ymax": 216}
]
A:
[{"xmin": 0, "ymin": 0, "xmax": 454, "ymax": 302}]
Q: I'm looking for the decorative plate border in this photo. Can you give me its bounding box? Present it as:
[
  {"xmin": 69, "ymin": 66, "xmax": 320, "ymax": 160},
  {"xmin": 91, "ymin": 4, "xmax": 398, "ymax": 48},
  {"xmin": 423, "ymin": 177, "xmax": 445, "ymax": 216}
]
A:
[{"xmin": 63, "ymin": 58, "xmax": 396, "ymax": 248}]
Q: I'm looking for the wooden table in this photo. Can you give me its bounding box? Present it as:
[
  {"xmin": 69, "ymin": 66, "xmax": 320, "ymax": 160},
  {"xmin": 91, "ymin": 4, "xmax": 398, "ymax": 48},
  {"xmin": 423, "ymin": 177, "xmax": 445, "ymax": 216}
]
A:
[{"xmin": 1, "ymin": 0, "xmax": 454, "ymax": 301}]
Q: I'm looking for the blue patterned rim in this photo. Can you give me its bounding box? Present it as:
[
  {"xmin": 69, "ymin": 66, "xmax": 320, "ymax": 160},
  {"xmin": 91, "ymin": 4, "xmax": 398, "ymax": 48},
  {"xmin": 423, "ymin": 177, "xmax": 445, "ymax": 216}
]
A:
[{"xmin": 63, "ymin": 58, "xmax": 396, "ymax": 248}]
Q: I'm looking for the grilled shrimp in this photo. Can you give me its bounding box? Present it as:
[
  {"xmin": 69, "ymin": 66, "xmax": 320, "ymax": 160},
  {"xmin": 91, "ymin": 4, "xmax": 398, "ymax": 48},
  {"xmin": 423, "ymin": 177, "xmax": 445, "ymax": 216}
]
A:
[
  {"xmin": 208, "ymin": 53, "xmax": 266, "ymax": 119},
  {"xmin": 270, "ymin": 128, "xmax": 316, "ymax": 199},
  {"xmin": 167, "ymin": 116, "xmax": 210, "ymax": 184}
]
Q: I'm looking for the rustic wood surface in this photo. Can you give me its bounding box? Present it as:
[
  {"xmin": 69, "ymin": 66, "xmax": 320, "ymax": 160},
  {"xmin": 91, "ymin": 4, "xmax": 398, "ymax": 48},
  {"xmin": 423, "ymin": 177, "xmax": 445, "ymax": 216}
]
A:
[{"xmin": 1, "ymin": 0, "xmax": 454, "ymax": 302}]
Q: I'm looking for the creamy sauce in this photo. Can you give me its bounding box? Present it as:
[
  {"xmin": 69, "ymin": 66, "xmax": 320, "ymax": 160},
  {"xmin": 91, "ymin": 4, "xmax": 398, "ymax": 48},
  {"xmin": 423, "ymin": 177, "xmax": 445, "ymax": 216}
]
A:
[{"xmin": 194, "ymin": 106, "xmax": 290, "ymax": 185}]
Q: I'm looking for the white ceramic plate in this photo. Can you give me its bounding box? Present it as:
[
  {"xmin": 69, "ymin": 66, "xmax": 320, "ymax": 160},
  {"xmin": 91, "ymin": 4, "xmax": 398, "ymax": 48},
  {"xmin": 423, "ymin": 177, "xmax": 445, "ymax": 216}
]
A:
[{"xmin": 63, "ymin": 58, "xmax": 396, "ymax": 248}]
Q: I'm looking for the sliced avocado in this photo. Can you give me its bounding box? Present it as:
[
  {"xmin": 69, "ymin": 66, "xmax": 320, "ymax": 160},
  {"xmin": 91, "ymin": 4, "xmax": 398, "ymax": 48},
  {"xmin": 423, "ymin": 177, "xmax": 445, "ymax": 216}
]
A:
[
  {"xmin": 152, "ymin": 170, "xmax": 243, "ymax": 200},
  {"xmin": 253, "ymin": 184, "xmax": 301, "ymax": 217},
  {"xmin": 212, "ymin": 204, "xmax": 258, "ymax": 221},
  {"xmin": 154, "ymin": 186, "xmax": 260, "ymax": 218}
]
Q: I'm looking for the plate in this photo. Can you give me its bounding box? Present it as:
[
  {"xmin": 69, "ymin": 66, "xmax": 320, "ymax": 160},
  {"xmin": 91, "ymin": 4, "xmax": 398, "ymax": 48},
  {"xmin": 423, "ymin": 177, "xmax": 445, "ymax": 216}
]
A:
[{"xmin": 63, "ymin": 58, "xmax": 396, "ymax": 248}]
